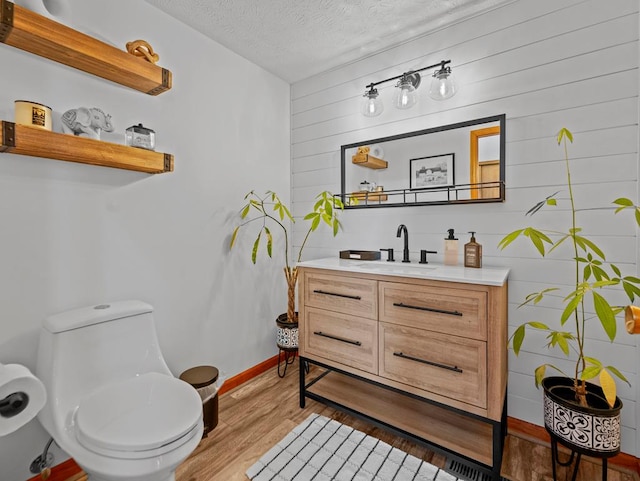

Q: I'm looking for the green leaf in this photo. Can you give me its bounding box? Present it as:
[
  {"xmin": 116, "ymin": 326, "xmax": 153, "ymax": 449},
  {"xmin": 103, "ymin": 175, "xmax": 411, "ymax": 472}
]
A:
[
  {"xmin": 251, "ymin": 231, "xmax": 261, "ymax": 264},
  {"xmin": 264, "ymin": 227, "xmax": 272, "ymax": 258},
  {"xmin": 332, "ymin": 219, "xmax": 340, "ymax": 236},
  {"xmin": 510, "ymin": 325, "xmax": 526, "ymax": 355},
  {"xmin": 229, "ymin": 226, "xmax": 240, "ymax": 249},
  {"xmin": 552, "ymin": 333, "xmax": 570, "ymax": 355},
  {"xmin": 581, "ymin": 365, "xmax": 601, "ymax": 380},
  {"xmin": 525, "ymin": 228, "xmax": 552, "ymax": 256},
  {"xmin": 557, "ymin": 127, "xmax": 573, "ymax": 144},
  {"xmin": 584, "ymin": 356, "xmax": 602, "ymax": 368},
  {"xmin": 560, "ymin": 293, "xmax": 582, "ymax": 325},
  {"xmin": 528, "ymin": 321, "xmax": 550, "ymax": 330},
  {"xmin": 606, "ymin": 366, "xmax": 630, "ymax": 385},
  {"xmin": 592, "ymin": 292, "xmax": 616, "ymax": 340},
  {"xmin": 240, "ymin": 203, "xmax": 251, "ymax": 219},
  {"xmin": 613, "ymin": 197, "xmax": 634, "ymax": 207},
  {"xmin": 622, "ymin": 281, "xmax": 640, "ymax": 302},
  {"xmin": 498, "ymin": 229, "xmax": 523, "ymax": 250},
  {"xmin": 611, "ymin": 264, "xmax": 622, "ymax": 278},
  {"xmin": 310, "ymin": 214, "xmax": 321, "ymax": 231},
  {"xmin": 534, "ymin": 365, "xmax": 546, "ymax": 388},
  {"xmin": 574, "ymin": 235, "xmax": 605, "ymax": 259}
]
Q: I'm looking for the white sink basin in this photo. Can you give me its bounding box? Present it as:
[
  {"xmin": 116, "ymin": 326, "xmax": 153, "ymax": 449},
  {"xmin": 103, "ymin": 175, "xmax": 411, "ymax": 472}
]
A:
[{"xmin": 354, "ymin": 261, "xmax": 438, "ymax": 275}]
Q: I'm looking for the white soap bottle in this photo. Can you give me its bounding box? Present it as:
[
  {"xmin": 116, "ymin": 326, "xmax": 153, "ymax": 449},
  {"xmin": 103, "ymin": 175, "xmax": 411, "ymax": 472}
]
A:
[{"xmin": 444, "ymin": 228, "xmax": 459, "ymax": 266}]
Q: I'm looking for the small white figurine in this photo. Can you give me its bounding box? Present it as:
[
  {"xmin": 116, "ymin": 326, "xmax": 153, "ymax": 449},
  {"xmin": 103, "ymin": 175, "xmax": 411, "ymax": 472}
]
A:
[{"xmin": 61, "ymin": 107, "xmax": 113, "ymax": 140}]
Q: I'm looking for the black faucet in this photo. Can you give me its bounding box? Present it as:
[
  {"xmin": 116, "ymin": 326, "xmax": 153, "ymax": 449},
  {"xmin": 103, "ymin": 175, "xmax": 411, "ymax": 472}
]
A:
[{"xmin": 396, "ymin": 224, "xmax": 410, "ymax": 263}]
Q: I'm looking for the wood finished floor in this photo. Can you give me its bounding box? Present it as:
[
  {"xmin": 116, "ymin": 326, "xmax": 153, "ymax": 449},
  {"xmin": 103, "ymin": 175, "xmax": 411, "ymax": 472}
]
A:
[{"xmin": 176, "ymin": 362, "xmax": 638, "ymax": 481}]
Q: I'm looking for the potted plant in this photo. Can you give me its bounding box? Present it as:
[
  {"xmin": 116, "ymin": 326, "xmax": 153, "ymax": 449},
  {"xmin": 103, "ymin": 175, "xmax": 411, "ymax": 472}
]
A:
[
  {"xmin": 498, "ymin": 128, "xmax": 640, "ymax": 468},
  {"xmin": 229, "ymin": 190, "xmax": 345, "ymax": 362}
]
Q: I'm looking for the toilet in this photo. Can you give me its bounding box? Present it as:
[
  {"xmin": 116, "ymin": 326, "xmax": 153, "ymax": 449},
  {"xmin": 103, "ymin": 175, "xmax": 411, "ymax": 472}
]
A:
[{"xmin": 36, "ymin": 300, "xmax": 203, "ymax": 481}]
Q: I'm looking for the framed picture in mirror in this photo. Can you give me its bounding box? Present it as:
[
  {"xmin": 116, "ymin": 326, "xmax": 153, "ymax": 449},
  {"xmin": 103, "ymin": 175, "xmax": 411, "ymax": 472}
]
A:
[{"xmin": 409, "ymin": 153, "xmax": 454, "ymax": 190}]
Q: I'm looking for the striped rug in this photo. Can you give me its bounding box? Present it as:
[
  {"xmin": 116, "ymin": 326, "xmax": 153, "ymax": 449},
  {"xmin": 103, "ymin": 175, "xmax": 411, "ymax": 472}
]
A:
[{"xmin": 246, "ymin": 413, "xmax": 460, "ymax": 481}]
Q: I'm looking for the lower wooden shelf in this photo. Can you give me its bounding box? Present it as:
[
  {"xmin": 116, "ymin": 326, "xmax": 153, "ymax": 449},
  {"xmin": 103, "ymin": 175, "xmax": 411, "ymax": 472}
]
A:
[
  {"xmin": 0, "ymin": 121, "xmax": 173, "ymax": 173},
  {"xmin": 301, "ymin": 358, "xmax": 507, "ymax": 480}
]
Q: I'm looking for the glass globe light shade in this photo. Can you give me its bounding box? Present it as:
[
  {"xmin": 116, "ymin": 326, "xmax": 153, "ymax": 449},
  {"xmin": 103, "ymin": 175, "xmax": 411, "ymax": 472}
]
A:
[
  {"xmin": 393, "ymin": 77, "xmax": 418, "ymax": 110},
  {"xmin": 429, "ymin": 68, "xmax": 457, "ymax": 100},
  {"xmin": 360, "ymin": 87, "xmax": 384, "ymax": 117}
]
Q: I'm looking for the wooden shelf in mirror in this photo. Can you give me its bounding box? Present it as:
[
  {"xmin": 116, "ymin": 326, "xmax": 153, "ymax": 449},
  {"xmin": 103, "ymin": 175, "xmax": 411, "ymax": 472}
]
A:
[
  {"xmin": 0, "ymin": 121, "xmax": 173, "ymax": 173},
  {"xmin": 0, "ymin": 0, "xmax": 171, "ymax": 95},
  {"xmin": 351, "ymin": 153, "xmax": 388, "ymax": 169},
  {"xmin": 349, "ymin": 191, "xmax": 388, "ymax": 202}
]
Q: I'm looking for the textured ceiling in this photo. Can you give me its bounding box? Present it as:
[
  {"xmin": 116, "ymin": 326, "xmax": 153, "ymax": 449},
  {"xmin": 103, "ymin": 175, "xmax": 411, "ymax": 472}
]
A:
[{"xmin": 145, "ymin": 0, "xmax": 511, "ymax": 83}]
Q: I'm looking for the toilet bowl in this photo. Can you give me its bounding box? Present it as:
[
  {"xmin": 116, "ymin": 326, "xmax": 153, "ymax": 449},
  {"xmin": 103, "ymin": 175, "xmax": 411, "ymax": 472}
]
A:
[{"xmin": 36, "ymin": 300, "xmax": 203, "ymax": 481}]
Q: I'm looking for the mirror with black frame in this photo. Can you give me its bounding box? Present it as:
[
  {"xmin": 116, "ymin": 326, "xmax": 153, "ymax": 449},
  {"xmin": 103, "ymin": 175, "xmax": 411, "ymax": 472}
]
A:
[{"xmin": 340, "ymin": 114, "xmax": 506, "ymax": 208}]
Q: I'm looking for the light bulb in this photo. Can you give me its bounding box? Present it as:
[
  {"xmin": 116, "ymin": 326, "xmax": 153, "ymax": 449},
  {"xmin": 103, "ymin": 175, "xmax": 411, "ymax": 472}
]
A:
[
  {"xmin": 393, "ymin": 76, "xmax": 418, "ymax": 110},
  {"xmin": 360, "ymin": 87, "xmax": 384, "ymax": 117}
]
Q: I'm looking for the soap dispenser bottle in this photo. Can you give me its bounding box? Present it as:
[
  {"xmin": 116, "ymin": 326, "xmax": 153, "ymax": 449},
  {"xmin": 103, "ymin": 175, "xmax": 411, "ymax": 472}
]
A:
[
  {"xmin": 444, "ymin": 228, "xmax": 458, "ymax": 266},
  {"xmin": 464, "ymin": 231, "xmax": 482, "ymax": 268}
]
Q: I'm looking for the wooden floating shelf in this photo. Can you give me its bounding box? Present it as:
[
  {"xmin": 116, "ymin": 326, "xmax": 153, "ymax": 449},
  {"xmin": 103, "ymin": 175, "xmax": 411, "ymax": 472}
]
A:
[
  {"xmin": 0, "ymin": 121, "xmax": 173, "ymax": 173},
  {"xmin": 0, "ymin": 0, "xmax": 171, "ymax": 95},
  {"xmin": 352, "ymin": 153, "xmax": 388, "ymax": 169},
  {"xmin": 350, "ymin": 191, "xmax": 388, "ymax": 201}
]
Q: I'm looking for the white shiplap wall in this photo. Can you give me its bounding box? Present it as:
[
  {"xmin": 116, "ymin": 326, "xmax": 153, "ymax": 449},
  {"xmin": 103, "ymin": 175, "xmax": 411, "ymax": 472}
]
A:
[{"xmin": 291, "ymin": 0, "xmax": 640, "ymax": 455}]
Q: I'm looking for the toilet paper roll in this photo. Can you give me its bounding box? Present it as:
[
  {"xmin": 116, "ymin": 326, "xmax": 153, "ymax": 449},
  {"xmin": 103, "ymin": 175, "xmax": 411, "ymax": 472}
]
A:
[{"xmin": 0, "ymin": 363, "xmax": 47, "ymax": 436}]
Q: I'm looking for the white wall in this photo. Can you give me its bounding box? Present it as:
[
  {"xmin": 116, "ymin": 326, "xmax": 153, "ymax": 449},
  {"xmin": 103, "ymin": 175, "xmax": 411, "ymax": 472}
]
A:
[
  {"xmin": 291, "ymin": 0, "xmax": 640, "ymax": 455},
  {"xmin": 0, "ymin": 1, "xmax": 290, "ymax": 479}
]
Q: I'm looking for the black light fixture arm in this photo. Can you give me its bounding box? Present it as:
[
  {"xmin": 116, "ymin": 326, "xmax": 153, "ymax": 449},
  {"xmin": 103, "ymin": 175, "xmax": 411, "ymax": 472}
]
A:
[{"xmin": 365, "ymin": 59, "xmax": 451, "ymax": 90}]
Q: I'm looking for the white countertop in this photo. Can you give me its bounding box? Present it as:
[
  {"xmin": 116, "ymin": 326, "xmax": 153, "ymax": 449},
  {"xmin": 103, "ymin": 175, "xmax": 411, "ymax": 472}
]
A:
[{"xmin": 297, "ymin": 257, "xmax": 509, "ymax": 286}]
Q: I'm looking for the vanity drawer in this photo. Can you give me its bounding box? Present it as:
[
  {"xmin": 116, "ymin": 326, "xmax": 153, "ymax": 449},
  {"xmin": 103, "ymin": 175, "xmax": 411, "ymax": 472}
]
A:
[
  {"xmin": 379, "ymin": 322, "xmax": 487, "ymax": 409},
  {"xmin": 302, "ymin": 306, "xmax": 378, "ymax": 374},
  {"xmin": 379, "ymin": 281, "xmax": 487, "ymax": 340},
  {"xmin": 303, "ymin": 271, "xmax": 377, "ymax": 319}
]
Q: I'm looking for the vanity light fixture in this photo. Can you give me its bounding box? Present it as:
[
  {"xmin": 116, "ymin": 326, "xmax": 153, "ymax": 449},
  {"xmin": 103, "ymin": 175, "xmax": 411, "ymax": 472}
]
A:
[{"xmin": 360, "ymin": 59, "xmax": 455, "ymax": 117}]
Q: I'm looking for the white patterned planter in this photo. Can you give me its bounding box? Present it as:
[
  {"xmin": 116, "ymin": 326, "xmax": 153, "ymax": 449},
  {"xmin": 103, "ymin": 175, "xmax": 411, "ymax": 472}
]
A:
[
  {"xmin": 276, "ymin": 313, "xmax": 299, "ymax": 351},
  {"xmin": 543, "ymin": 376, "xmax": 622, "ymax": 457}
]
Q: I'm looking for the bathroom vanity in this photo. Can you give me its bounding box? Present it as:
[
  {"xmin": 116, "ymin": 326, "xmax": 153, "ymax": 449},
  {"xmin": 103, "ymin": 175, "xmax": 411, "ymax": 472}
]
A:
[{"xmin": 297, "ymin": 257, "xmax": 509, "ymax": 480}]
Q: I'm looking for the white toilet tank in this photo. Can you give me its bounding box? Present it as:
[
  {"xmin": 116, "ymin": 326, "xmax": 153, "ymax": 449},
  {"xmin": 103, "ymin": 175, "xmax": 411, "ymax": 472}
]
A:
[{"xmin": 37, "ymin": 300, "xmax": 173, "ymax": 411}]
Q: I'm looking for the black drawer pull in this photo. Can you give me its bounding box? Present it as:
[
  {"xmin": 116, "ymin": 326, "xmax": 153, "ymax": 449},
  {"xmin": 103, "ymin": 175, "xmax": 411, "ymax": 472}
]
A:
[
  {"xmin": 393, "ymin": 302, "xmax": 462, "ymax": 317},
  {"xmin": 393, "ymin": 351, "xmax": 463, "ymax": 373},
  {"xmin": 313, "ymin": 331, "xmax": 362, "ymax": 346},
  {"xmin": 313, "ymin": 289, "xmax": 362, "ymax": 300}
]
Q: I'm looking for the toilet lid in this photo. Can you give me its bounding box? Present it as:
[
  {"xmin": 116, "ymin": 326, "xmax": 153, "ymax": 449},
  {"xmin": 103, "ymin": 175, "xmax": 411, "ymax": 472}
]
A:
[{"xmin": 75, "ymin": 372, "xmax": 202, "ymax": 454}]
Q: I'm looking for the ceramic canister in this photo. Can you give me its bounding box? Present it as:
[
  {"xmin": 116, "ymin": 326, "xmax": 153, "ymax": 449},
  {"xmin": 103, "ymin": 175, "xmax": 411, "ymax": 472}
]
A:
[{"xmin": 14, "ymin": 100, "xmax": 52, "ymax": 131}]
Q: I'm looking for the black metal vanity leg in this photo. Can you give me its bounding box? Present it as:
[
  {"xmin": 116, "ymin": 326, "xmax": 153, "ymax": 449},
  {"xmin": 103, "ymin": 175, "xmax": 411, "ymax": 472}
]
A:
[
  {"xmin": 602, "ymin": 458, "xmax": 608, "ymax": 481},
  {"xmin": 299, "ymin": 357, "xmax": 306, "ymax": 408}
]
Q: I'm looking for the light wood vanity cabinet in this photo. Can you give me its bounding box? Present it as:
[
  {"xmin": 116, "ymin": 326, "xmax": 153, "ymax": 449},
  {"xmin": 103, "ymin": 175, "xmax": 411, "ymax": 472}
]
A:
[{"xmin": 298, "ymin": 261, "xmax": 509, "ymax": 480}]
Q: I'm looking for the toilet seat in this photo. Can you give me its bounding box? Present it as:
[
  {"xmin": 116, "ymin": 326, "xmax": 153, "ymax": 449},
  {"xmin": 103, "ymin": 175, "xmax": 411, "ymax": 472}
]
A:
[{"xmin": 74, "ymin": 372, "xmax": 202, "ymax": 459}]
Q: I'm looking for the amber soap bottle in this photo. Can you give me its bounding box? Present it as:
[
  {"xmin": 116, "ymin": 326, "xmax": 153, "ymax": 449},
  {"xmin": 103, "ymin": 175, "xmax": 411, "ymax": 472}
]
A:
[{"xmin": 464, "ymin": 231, "xmax": 482, "ymax": 268}]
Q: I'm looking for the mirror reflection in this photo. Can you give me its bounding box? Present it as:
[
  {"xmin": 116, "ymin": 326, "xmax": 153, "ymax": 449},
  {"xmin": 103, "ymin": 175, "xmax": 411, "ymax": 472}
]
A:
[{"xmin": 340, "ymin": 114, "xmax": 505, "ymax": 208}]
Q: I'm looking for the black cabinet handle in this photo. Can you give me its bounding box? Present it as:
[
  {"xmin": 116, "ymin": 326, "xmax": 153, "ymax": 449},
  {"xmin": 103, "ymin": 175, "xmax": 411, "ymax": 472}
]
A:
[
  {"xmin": 313, "ymin": 331, "xmax": 362, "ymax": 346},
  {"xmin": 313, "ymin": 289, "xmax": 362, "ymax": 300},
  {"xmin": 393, "ymin": 351, "xmax": 462, "ymax": 373},
  {"xmin": 393, "ymin": 302, "xmax": 462, "ymax": 317}
]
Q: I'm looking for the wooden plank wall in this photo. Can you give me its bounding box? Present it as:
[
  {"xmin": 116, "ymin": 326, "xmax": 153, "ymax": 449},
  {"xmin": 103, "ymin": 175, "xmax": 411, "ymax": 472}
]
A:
[{"xmin": 290, "ymin": 0, "xmax": 640, "ymax": 454}]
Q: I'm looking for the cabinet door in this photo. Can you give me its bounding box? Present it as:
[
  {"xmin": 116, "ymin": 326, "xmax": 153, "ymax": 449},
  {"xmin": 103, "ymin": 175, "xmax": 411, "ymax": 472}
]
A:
[
  {"xmin": 379, "ymin": 322, "xmax": 487, "ymax": 408},
  {"xmin": 304, "ymin": 271, "xmax": 377, "ymax": 319},
  {"xmin": 379, "ymin": 282, "xmax": 487, "ymax": 340},
  {"xmin": 302, "ymin": 306, "xmax": 378, "ymax": 374}
]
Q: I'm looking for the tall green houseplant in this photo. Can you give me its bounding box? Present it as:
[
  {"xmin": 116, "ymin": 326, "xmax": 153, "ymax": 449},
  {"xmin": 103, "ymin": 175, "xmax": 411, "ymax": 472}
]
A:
[
  {"xmin": 499, "ymin": 128, "xmax": 640, "ymax": 409},
  {"xmin": 230, "ymin": 190, "xmax": 345, "ymax": 324}
]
